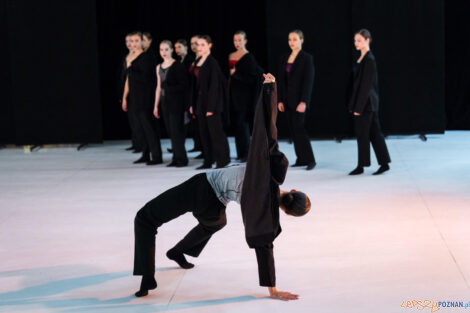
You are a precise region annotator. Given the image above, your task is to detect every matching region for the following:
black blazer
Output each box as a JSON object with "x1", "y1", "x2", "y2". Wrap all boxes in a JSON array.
[
  {"x1": 159, "y1": 61, "x2": 189, "y2": 114},
  {"x1": 230, "y1": 53, "x2": 260, "y2": 111},
  {"x1": 277, "y1": 50, "x2": 315, "y2": 110},
  {"x1": 192, "y1": 55, "x2": 227, "y2": 115},
  {"x1": 347, "y1": 51, "x2": 379, "y2": 114},
  {"x1": 127, "y1": 51, "x2": 156, "y2": 110}
]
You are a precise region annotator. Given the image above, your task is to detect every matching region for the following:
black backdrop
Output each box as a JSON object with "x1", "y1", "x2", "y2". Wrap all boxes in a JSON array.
[{"x1": 2, "y1": 0, "x2": 468, "y2": 144}]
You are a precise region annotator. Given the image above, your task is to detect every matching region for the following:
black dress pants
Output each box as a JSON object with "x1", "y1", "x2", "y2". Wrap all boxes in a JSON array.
[
  {"x1": 161, "y1": 105, "x2": 188, "y2": 164},
  {"x1": 198, "y1": 113, "x2": 230, "y2": 167},
  {"x1": 134, "y1": 108, "x2": 162, "y2": 160},
  {"x1": 233, "y1": 108, "x2": 250, "y2": 160},
  {"x1": 285, "y1": 109, "x2": 315, "y2": 165},
  {"x1": 189, "y1": 115, "x2": 203, "y2": 150},
  {"x1": 133, "y1": 173, "x2": 226, "y2": 276},
  {"x1": 127, "y1": 105, "x2": 143, "y2": 150},
  {"x1": 353, "y1": 111, "x2": 391, "y2": 167}
]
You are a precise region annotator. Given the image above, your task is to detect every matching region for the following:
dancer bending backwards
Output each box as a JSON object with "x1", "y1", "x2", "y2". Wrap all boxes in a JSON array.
[{"x1": 133, "y1": 74, "x2": 311, "y2": 301}]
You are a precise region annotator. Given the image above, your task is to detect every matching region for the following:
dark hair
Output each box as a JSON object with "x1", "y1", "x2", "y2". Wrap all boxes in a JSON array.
[
  {"x1": 199, "y1": 35, "x2": 212, "y2": 45},
  {"x1": 143, "y1": 32, "x2": 153, "y2": 41},
  {"x1": 129, "y1": 31, "x2": 143, "y2": 40},
  {"x1": 175, "y1": 39, "x2": 188, "y2": 47},
  {"x1": 191, "y1": 34, "x2": 200, "y2": 40},
  {"x1": 234, "y1": 30, "x2": 247, "y2": 39},
  {"x1": 280, "y1": 191, "x2": 311, "y2": 217},
  {"x1": 355, "y1": 29, "x2": 372, "y2": 42},
  {"x1": 289, "y1": 29, "x2": 304, "y2": 41}
]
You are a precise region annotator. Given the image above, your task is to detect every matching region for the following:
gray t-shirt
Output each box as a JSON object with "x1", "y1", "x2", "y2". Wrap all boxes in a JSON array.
[{"x1": 205, "y1": 164, "x2": 246, "y2": 205}]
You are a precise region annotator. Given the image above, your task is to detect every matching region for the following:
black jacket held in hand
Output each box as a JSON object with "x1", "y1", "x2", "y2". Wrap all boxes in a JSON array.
[
  {"x1": 277, "y1": 50, "x2": 315, "y2": 109},
  {"x1": 348, "y1": 51, "x2": 379, "y2": 114},
  {"x1": 191, "y1": 55, "x2": 228, "y2": 115},
  {"x1": 159, "y1": 61, "x2": 189, "y2": 114},
  {"x1": 241, "y1": 82, "x2": 289, "y2": 249}
]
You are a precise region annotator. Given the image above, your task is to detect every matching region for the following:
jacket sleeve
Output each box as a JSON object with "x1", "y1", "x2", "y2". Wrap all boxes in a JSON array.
[
  {"x1": 300, "y1": 54, "x2": 314, "y2": 106},
  {"x1": 255, "y1": 244, "x2": 276, "y2": 287},
  {"x1": 232, "y1": 54, "x2": 258, "y2": 84},
  {"x1": 277, "y1": 57, "x2": 286, "y2": 103},
  {"x1": 207, "y1": 60, "x2": 221, "y2": 113},
  {"x1": 355, "y1": 58, "x2": 376, "y2": 114}
]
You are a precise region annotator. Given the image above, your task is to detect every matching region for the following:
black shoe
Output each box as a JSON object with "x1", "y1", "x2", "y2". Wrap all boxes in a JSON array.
[
  {"x1": 125, "y1": 146, "x2": 135, "y2": 151},
  {"x1": 373, "y1": 164, "x2": 390, "y2": 175},
  {"x1": 166, "y1": 161, "x2": 177, "y2": 167},
  {"x1": 194, "y1": 153, "x2": 204, "y2": 159},
  {"x1": 166, "y1": 249, "x2": 194, "y2": 269},
  {"x1": 239, "y1": 157, "x2": 247, "y2": 163},
  {"x1": 167, "y1": 148, "x2": 173, "y2": 153},
  {"x1": 133, "y1": 149, "x2": 142, "y2": 154},
  {"x1": 188, "y1": 147, "x2": 201, "y2": 153},
  {"x1": 135, "y1": 275, "x2": 157, "y2": 297},
  {"x1": 175, "y1": 161, "x2": 188, "y2": 167},
  {"x1": 349, "y1": 166, "x2": 364, "y2": 175},
  {"x1": 196, "y1": 163, "x2": 212, "y2": 170},
  {"x1": 146, "y1": 159, "x2": 163, "y2": 165},
  {"x1": 291, "y1": 162, "x2": 306, "y2": 167},
  {"x1": 134, "y1": 155, "x2": 150, "y2": 164},
  {"x1": 306, "y1": 162, "x2": 316, "y2": 171}
]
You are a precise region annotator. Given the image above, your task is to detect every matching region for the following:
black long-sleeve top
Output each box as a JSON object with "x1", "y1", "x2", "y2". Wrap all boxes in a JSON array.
[
  {"x1": 347, "y1": 51, "x2": 379, "y2": 114},
  {"x1": 277, "y1": 50, "x2": 315, "y2": 110},
  {"x1": 159, "y1": 61, "x2": 189, "y2": 114}
]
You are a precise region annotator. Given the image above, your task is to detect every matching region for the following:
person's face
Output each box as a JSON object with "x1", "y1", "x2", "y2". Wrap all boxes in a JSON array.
[
  {"x1": 130, "y1": 35, "x2": 142, "y2": 51},
  {"x1": 142, "y1": 35, "x2": 151, "y2": 50},
  {"x1": 233, "y1": 34, "x2": 247, "y2": 50},
  {"x1": 190, "y1": 37, "x2": 199, "y2": 53},
  {"x1": 354, "y1": 34, "x2": 369, "y2": 50},
  {"x1": 175, "y1": 43, "x2": 186, "y2": 56},
  {"x1": 160, "y1": 43, "x2": 173, "y2": 59},
  {"x1": 288, "y1": 33, "x2": 303, "y2": 51},
  {"x1": 125, "y1": 36, "x2": 132, "y2": 50},
  {"x1": 197, "y1": 38, "x2": 211, "y2": 55}
]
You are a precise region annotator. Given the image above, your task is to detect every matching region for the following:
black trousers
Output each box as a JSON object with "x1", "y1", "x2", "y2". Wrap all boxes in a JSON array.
[
  {"x1": 353, "y1": 111, "x2": 391, "y2": 167},
  {"x1": 127, "y1": 107, "x2": 142, "y2": 150},
  {"x1": 161, "y1": 105, "x2": 188, "y2": 164},
  {"x1": 232, "y1": 108, "x2": 250, "y2": 160},
  {"x1": 134, "y1": 173, "x2": 226, "y2": 276},
  {"x1": 134, "y1": 108, "x2": 162, "y2": 160},
  {"x1": 198, "y1": 113, "x2": 230, "y2": 167},
  {"x1": 188, "y1": 115, "x2": 203, "y2": 150},
  {"x1": 285, "y1": 109, "x2": 315, "y2": 165}
]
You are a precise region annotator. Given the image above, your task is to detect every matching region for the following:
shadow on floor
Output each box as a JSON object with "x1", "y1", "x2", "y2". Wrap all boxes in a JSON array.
[{"x1": 0, "y1": 266, "x2": 264, "y2": 312}]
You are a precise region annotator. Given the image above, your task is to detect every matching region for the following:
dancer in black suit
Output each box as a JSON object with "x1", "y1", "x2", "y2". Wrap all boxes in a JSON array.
[
  {"x1": 133, "y1": 74, "x2": 310, "y2": 301},
  {"x1": 122, "y1": 32, "x2": 162, "y2": 165},
  {"x1": 228, "y1": 30, "x2": 260, "y2": 162},
  {"x1": 347, "y1": 29, "x2": 391, "y2": 175},
  {"x1": 119, "y1": 33, "x2": 142, "y2": 152},
  {"x1": 190, "y1": 35, "x2": 230, "y2": 169},
  {"x1": 277, "y1": 30, "x2": 316, "y2": 171}
]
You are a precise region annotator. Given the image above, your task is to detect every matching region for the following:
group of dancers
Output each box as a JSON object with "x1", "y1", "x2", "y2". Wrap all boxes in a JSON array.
[
  {"x1": 130, "y1": 28, "x2": 393, "y2": 302},
  {"x1": 119, "y1": 28, "x2": 391, "y2": 175}
]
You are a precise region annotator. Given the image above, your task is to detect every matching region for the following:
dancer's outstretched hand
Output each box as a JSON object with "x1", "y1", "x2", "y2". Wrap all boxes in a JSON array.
[{"x1": 268, "y1": 287, "x2": 299, "y2": 301}]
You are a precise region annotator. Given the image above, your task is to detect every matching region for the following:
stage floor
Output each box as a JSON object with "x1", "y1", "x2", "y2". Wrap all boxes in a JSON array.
[{"x1": 0, "y1": 131, "x2": 469, "y2": 313}]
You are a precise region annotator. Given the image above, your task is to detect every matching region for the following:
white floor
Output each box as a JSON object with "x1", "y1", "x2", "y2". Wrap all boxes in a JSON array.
[{"x1": 0, "y1": 131, "x2": 469, "y2": 313}]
